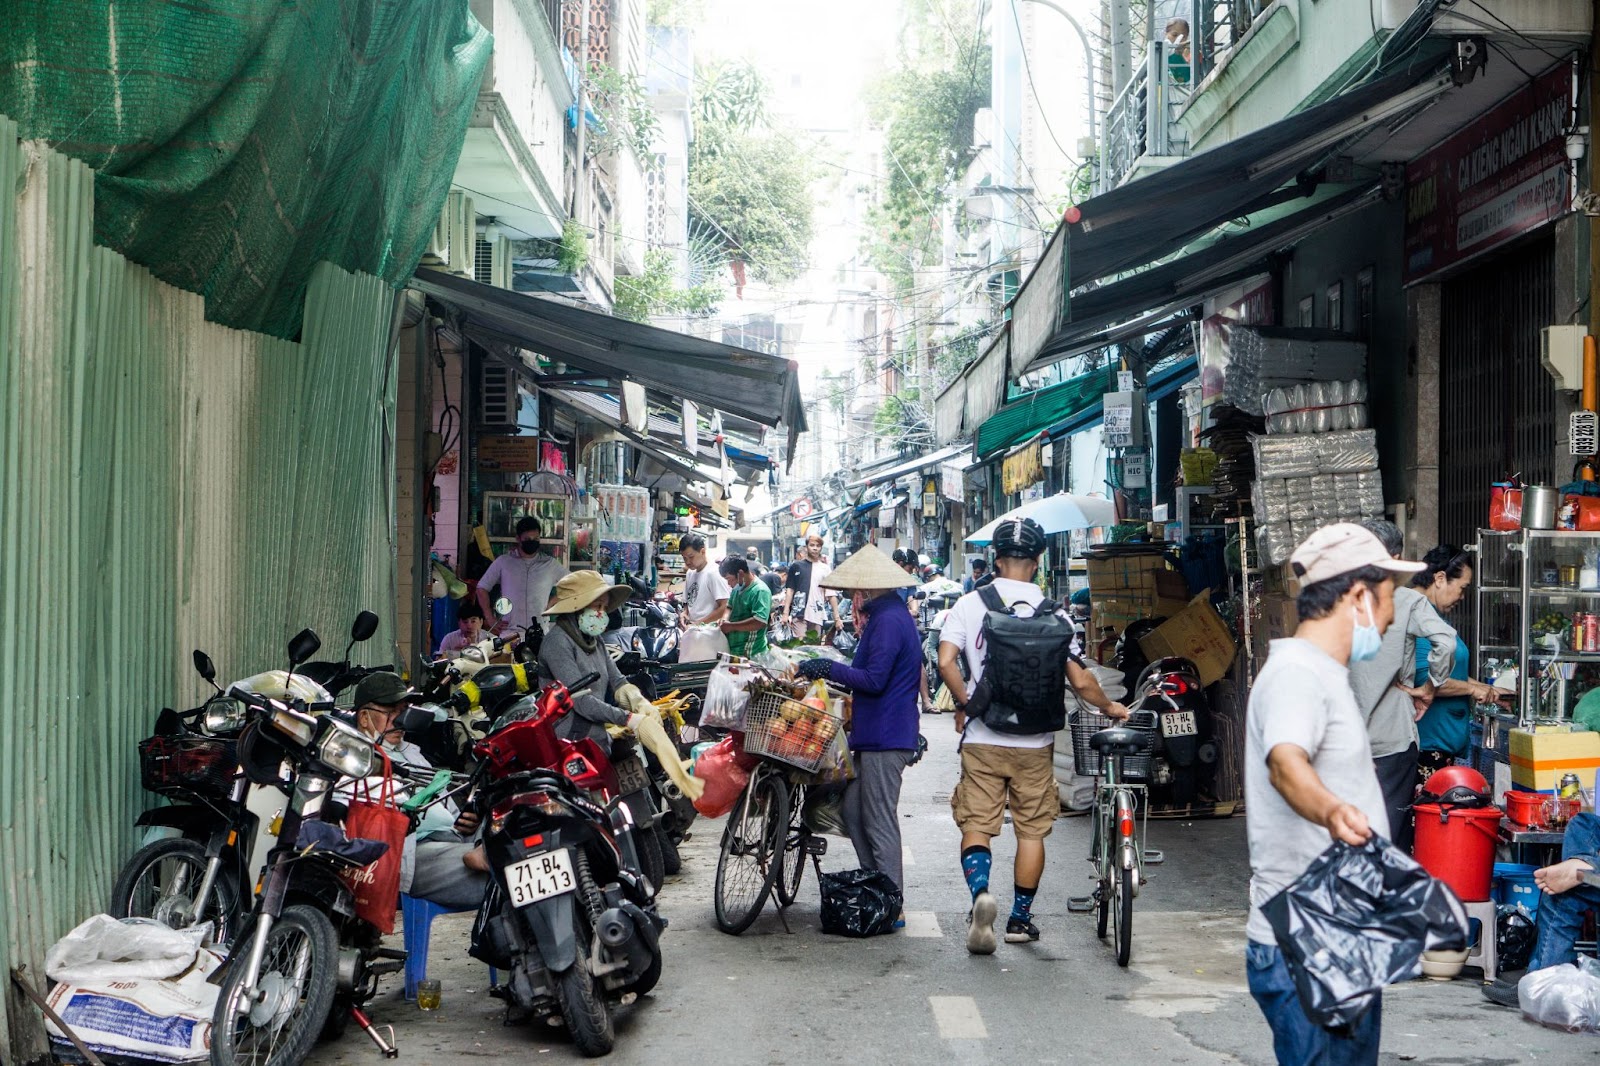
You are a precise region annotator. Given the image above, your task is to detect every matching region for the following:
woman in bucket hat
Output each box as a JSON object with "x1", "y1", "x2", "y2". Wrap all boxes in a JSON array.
[
  {"x1": 537, "y1": 571, "x2": 660, "y2": 752},
  {"x1": 795, "y1": 545, "x2": 922, "y2": 913}
]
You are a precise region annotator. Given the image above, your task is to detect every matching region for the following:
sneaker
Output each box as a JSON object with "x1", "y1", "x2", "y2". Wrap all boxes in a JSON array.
[
  {"x1": 1004, "y1": 918, "x2": 1041, "y2": 943},
  {"x1": 966, "y1": 891, "x2": 997, "y2": 955},
  {"x1": 1481, "y1": 979, "x2": 1520, "y2": 1008}
]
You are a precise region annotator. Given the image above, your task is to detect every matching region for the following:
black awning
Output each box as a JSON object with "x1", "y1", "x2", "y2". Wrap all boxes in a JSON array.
[
  {"x1": 411, "y1": 269, "x2": 807, "y2": 449},
  {"x1": 1017, "y1": 185, "x2": 1381, "y2": 375}
]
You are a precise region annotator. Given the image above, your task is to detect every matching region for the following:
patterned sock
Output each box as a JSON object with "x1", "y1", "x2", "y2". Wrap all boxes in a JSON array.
[
  {"x1": 1010, "y1": 883, "x2": 1038, "y2": 922},
  {"x1": 960, "y1": 845, "x2": 992, "y2": 899}
]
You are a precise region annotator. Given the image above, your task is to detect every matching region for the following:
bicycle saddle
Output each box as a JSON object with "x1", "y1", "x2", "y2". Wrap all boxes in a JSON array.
[{"x1": 1089, "y1": 727, "x2": 1145, "y2": 756}]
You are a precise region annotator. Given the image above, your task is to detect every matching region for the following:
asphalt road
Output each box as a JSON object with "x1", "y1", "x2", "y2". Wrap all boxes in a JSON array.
[{"x1": 306, "y1": 717, "x2": 1595, "y2": 1065}]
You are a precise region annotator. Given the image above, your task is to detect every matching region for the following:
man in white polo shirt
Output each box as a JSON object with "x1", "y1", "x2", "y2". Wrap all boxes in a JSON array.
[{"x1": 1245, "y1": 523, "x2": 1423, "y2": 1065}]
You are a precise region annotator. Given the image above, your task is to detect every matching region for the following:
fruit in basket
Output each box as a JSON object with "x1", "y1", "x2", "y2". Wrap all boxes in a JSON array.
[
  {"x1": 813, "y1": 717, "x2": 838, "y2": 743},
  {"x1": 781, "y1": 701, "x2": 805, "y2": 723},
  {"x1": 1533, "y1": 609, "x2": 1570, "y2": 639}
]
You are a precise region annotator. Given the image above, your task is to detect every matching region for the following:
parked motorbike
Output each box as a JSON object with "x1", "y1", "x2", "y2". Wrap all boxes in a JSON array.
[
  {"x1": 467, "y1": 672, "x2": 664, "y2": 1057},
  {"x1": 209, "y1": 627, "x2": 428, "y2": 1065},
  {"x1": 603, "y1": 577, "x2": 680, "y2": 663},
  {"x1": 297, "y1": 610, "x2": 385, "y2": 701},
  {"x1": 1126, "y1": 654, "x2": 1217, "y2": 807}
]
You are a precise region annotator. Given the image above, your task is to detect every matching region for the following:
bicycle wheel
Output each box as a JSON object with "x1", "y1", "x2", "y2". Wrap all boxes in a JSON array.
[
  {"x1": 210, "y1": 904, "x2": 337, "y2": 1066},
  {"x1": 713, "y1": 770, "x2": 788, "y2": 934},
  {"x1": 1113, "y1": 865, "x2": 1134, "y2": 967},
  {"x1": 776, "y1": 785, "x2": 807, "y2": 906}
]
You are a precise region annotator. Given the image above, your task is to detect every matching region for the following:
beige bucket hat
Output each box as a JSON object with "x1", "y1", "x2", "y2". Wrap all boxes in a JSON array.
[
  {"x1": 820, "y1": 544, "x2": 919, "y2": 591},
  {"x1": 544, "y1": 570, "x2": 632, "y2": 615}
]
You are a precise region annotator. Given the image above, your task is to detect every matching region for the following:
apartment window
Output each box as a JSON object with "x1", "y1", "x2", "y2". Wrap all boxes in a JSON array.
[
  {"x1": 1298, "y1": 295, "x2": 1315, "y2": 328},
  {"x1": 1356, "y1": 267, "x2": 1375, "y2": 343},
  {"x1": 1326, "y1": 281, "x2": 1343, "y2": 332}
]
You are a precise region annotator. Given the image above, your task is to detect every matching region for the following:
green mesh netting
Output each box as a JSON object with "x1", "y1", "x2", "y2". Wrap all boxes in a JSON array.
[{"x1": 0, "y1": 0, "x2": 491, "y2": 339}]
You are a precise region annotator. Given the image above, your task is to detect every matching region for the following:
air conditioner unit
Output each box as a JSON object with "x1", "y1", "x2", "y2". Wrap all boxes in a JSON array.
[
  {"x1": 447, "y1": 192, "x2": 475, "y2": 277},
  {"x1": 478, "y1": 360, "x2": 517, "y2": 434},
  {"x1": 493, "y1": 235, "x2": 513, "y2": 289},
  {"x1": 474, "y1": 237, "x2": 494, "y2": 285}
]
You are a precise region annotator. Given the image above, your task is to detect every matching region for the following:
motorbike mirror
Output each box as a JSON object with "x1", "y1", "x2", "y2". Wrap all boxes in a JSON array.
[
  {"x1": 493, "y1": 597, "x2": 513, "y2": 618},
  {"x1": 192, "y1": 649, "x2": 219, "y2": 687},
  {"x1": 351, "y1": 611, "x2": 380, "y2": 643},
  {"x1": 393, "y1": 704, "x2": 437, "y2": 736},
  {"x1": 287, "y1": 628, "x2": 321, "y2": 666}
]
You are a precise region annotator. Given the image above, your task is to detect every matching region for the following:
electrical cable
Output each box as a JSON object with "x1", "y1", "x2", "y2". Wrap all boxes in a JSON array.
[{"x1": 1009, "y1": 0, "x2": 1077, "y2": 164}]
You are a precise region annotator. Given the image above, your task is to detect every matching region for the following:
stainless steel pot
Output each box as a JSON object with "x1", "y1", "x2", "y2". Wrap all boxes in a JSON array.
[{"x1": 1523, "y1": 484, "x2": 1560, "y2": 529}]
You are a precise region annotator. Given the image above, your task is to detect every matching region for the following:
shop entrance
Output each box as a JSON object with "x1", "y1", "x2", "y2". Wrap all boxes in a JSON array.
[{"x1": 1439, "y1": 236, "x2": 1556, "y2": 550}]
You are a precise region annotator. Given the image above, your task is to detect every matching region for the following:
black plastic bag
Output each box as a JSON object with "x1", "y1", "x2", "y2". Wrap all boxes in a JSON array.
[
  {"x1": 819, "y1": 868, "x2": 903, "y2": 938},
  {"x1": 1262, "y1": 835, "x2": 1468, "y2": 1030}
]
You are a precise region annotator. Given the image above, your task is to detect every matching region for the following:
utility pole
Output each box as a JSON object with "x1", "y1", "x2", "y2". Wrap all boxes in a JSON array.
[
  {"x1": 573, "y1": 0, "x2": 591, "y2": 226},
  {"x1": 1110, "y1": 0, "x2": 1131, "y2": 96}
]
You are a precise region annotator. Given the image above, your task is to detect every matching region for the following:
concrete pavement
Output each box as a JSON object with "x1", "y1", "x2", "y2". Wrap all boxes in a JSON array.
[{"x1": 306, "y1": 717, "x2": 1596, "y2": 1064}]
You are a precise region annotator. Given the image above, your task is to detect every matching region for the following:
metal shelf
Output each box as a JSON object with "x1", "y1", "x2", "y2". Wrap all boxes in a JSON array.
[{"x1": 1529, "y1": 586, "x2": 1600, "y2": 595}]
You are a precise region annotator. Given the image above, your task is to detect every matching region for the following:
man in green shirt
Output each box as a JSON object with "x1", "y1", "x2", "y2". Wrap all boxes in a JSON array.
[{"x1": 718, "y1": 556, "x2": 771, "y2": 657}]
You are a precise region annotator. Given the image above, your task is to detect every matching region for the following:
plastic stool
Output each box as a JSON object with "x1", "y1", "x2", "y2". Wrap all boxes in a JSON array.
[
  {"x1": 401, "y1": 893, "x2": 496, "y2": 1001},
  {"x1": 1463, "y1": 898, "x2": 1498, "y2": 982}
]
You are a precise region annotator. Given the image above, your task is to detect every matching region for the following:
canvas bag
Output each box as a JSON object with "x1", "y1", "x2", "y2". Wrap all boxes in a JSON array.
[
  {"x1": 341, "y1": 750, "x2": 409, "y2": 934},
  {"x1": 965, "y1": 585, "x2": 1076, "y2": 734}
]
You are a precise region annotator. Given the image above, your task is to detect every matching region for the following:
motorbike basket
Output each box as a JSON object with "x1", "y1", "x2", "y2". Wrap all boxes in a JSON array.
[
  {"x1": 138, "y1": 733, "x2": 238, "y2": 800},
  {"x1": 1067, "y1": 708, "x2": 1155, "y2": 783},
  {"x1": 743, "y1": 691, "x2": 842, "y2": 773}
]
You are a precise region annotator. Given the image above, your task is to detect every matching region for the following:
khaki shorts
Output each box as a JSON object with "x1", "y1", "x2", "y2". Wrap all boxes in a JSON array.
[{"x1": 951, "y1": 742, "x2": 1057, "y2": 840}]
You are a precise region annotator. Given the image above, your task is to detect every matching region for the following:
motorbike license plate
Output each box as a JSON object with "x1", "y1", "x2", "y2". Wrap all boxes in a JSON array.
[
  {"x1": 505, "y1": 849, "x2": 577, "y2": 907},
  {"x1": 1161, "y1": 710, "x2": 1198, "y2": 738}
]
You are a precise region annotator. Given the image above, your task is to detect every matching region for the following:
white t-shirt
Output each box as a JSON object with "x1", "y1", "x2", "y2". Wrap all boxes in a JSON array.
[
  {"x1": 480, "y1": 550, "x2": 569, "y2": 630},
  {"x1": 939, "y1": 577, "x2": 1066, "y2": 749},
  {"x1": 684, "y1": 563, "x2": 730, "y2": 623},
  {"x1": 1245, "y1": 638, "x2": 1389, "y2": 944}
]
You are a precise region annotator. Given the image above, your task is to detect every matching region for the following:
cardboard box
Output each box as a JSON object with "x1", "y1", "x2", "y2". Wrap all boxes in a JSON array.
[
  {"x1": 1256, "y1": 593, "x2": 1299, "y2": 644},
  {"x1": 1507, "y1": 729, "x2": 1600, "y2": 793},
  {"x1": 1087, "y1": 555, "x2": 1175, "y2": 590},
  {"x1": 1088, "y1": 595, "x2": 1190, "y2": 642},
  {"x1": 1139, "y1": 593, "x2": 1239, "y2": 687}
]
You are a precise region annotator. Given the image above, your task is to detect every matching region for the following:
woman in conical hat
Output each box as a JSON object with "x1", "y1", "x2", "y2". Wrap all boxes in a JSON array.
[{"x1": 795, "y1": 545, "x2": 923, "y2": 912}]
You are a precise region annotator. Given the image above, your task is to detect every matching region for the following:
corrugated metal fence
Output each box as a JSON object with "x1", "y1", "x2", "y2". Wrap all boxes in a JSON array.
[{"x1": 0, "y1": 121, "x2": 399, "y2": 1062}]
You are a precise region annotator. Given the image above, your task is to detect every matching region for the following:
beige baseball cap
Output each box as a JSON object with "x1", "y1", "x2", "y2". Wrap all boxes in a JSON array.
[{"x1": 1288, "y1": 522, "x2": 1427, "y2": 585}]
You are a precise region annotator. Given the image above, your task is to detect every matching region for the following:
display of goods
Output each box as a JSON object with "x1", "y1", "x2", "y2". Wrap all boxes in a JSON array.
[
  {"x1": 1262, "y1": 379, "x2": 1370, "y2": 434},
  {"x1": 1252, "y1": 429, "x2": 1379, "y2": 480},
  {"x1": 1222, "y1": 328, "x2": 1368, "y2": 415}
]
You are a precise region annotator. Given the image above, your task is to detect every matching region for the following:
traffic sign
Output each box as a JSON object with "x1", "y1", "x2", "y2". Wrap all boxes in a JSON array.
[{"x1": 790, "y1": 497, "x2": 815, "y2": 519}]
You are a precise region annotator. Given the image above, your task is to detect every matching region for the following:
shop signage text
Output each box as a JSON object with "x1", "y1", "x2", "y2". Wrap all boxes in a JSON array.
[
  {"x1": 476, "y1": 436, "x2": 540, "y2": 471},
  {"x1": 1404, "y1": 64, "x2": 1571, "y2": 283}
]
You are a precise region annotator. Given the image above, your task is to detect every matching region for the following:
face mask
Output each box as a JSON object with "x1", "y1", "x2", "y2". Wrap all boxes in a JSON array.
[
  {"x1": 577, "y1": 607, "x2": 609, "y2": 637},
  {"x1": 520, "y1": 539, "x2": 539, "y2": 554},
  {"x1": 1350, "y1": 592, "x2": 1383, "y2": 662}
]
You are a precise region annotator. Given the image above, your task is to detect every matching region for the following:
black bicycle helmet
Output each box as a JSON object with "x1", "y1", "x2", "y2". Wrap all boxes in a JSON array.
[
  {"x1": 991, "y1": 516, "x2": 1047, "y2": 559},
  {"x1": 892, "y1": 548, "x2": 916, "y2": 568}
]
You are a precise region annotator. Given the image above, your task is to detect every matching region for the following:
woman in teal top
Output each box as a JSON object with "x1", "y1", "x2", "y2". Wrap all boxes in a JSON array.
[{"x1": 1410, "y1": 545, "x2": 1508, "y2": 783}]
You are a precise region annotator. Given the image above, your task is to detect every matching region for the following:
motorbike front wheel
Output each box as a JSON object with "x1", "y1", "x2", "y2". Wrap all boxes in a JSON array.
[
  {"x1": 110, "y1": 837, "x2": 240, "y2": 946},
  {"x1": 210, "y1": 904, "x2": 338, "y2": 1066}
]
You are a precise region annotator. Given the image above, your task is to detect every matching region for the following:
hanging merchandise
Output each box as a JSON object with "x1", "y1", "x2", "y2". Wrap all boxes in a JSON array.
[{"x1": 1002, "y1": 440, "x2": 1045, "y2": 495}]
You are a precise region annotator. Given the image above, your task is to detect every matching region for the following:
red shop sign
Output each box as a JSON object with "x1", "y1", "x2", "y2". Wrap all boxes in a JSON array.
[{"x1": 1404, "y1": 63, "x2": 1573, "y2": 284}]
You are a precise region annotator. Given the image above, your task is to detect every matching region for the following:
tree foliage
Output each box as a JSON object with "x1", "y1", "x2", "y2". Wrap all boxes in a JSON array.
[
  {"x1": 614, "y1": 248, "x2": 722, "y2": 322},
  {"x1": 587, "y1": 63, "x2": 660, "y2": 160}
]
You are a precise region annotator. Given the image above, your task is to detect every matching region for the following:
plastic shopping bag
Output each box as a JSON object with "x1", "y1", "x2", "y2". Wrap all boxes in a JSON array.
[
  {"x1": 679, "y1": 623, "x2": 730, "y2": 663},
  {"x1": 1262, "y1": 836, "x2": 1468, "y2": 1030},
  {"x1": 341, "y1": 750, "x2": 408, "y2": 935},
  {"x1": 692, "y1": 735, "x2": 758, "y2": 818},
  {"x1": 46, "y1": 915, "x2": 210, "y2": 984},
  {"x1": 700, "y1": 659, "x2": 760, "y2": 731},
  {"x1": 1519, "y1": 957, "x2": 1600, "y2": 1032},
  {"x1": 819, "y1": 868, "x2": 903, "y2": 938},
  {"x1": 1490, "y1": 482, "x2": 1523, "y2": 531}
]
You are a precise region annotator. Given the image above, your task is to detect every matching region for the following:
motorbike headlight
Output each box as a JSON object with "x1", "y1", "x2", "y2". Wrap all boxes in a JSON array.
[
  {"x1": 316, "y1": 719, "x2": 375, "y2": 779},
  {"x1": 203, "y1": 697, "x2": 247, "y2": 735}
]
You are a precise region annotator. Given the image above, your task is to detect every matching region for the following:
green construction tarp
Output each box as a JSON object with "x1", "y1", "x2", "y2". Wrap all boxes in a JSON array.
[
  {"x1": 975, "y1": 365, "x2": 1116, "y2": 459},
  {"x1": 0, "y1": 1, "x2": 491, "y2": 339}
]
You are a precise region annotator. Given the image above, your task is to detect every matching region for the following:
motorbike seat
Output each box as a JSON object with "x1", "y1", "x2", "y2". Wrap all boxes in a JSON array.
[{"x1": 1089, "y1": 727, "x2": 1146, "y2": 757}]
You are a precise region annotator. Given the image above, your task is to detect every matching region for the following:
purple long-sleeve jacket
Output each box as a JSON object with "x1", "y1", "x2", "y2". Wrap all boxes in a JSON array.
[{"x1": 826, "y1": 591, "x2": 922, "y2": 752}]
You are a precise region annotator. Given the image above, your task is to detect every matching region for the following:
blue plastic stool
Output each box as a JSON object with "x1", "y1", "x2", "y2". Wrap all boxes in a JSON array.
[{"x1": 400, "y1": 893, "x2": 496, "y2": 1000}]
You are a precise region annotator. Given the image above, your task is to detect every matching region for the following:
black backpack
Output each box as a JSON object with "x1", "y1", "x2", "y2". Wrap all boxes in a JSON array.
[{"x1": 966, "y1": 585, "x2": 1077, "y2": 734}]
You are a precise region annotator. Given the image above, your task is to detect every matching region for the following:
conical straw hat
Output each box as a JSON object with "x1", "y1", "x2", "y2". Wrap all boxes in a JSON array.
[{"x1": 820, "y1": 544, "x2": 918, "y2": 591}]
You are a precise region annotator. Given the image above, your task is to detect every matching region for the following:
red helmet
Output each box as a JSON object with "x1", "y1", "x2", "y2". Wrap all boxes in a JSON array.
[{"x1": 1419, "y1": 765, "x2": 1491, "y2": 807}]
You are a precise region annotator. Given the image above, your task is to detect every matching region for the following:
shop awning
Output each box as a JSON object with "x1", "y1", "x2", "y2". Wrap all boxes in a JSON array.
[
  {"x1": 845, "y1": 444, "x2": 971, "y2": 489},
  {"x1": 544, "y1": 388, "x2": 771, "y2": 479},
  {"x1": 411, "y1": 268, "x2": 807, "y2": 452},
  {"x1": 1047, "y1": 357, "x2": 1200, "y2": 439},
  {"x1": 975, "y1": 365, "x2": 1117, "y2": 459},
  {"x1": 542, "y1": 388, "x2": 712, "y2": 486},
  {"x1": 937, "y1": 66, "x2": 1455, "y2": 423},
  {"x1": 1013, "y1": 186, "x2": 1381, "y2": 377}
]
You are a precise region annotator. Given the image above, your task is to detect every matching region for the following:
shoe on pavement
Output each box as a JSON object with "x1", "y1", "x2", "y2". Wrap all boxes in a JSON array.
[
  {"x1": 1004, "y1": 918, "x2": 1041, "y2": 943},
  {"x1": 966, "y1": 892, "x2": 997, "y2": 955},
  {"x1": 1481, "y1": 979, "x2": 1520, "y2": 1008}
]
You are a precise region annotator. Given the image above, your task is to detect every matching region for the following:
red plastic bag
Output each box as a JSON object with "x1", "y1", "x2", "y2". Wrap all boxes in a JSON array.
[
  {"x1": 692, "y1": 736, "x2": 757, "y2": 818},
  {"x1": 1575, "y1": 495, "x2": 1600, "y2": 532},
  {"x1": 1489, "y1": 483, "x2": 1522, "y2": 532},
  {"x1": 341, "y1": 751, "x2": 408, "y2": 934}
]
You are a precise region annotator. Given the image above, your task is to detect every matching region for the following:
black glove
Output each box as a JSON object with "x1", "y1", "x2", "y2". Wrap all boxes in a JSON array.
[{"x1": 796, "y1": 658, "x2": 833, "y2": 681}]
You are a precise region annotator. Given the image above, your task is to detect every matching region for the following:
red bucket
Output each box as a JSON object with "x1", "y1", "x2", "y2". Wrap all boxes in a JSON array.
[{"x1": 1412, "y1": 802, "x2": 1501, "y2": 902}]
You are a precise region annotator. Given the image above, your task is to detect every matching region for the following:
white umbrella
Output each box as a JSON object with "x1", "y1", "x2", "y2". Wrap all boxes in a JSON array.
[{"x1": 965, "y1": 493, "x2": 1118, "y2": 544}]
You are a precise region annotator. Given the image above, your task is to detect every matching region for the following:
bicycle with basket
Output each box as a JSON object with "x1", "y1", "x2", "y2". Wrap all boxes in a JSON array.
[
  {"x1": 703, "y1": 660, "x2": 850, "y2": 935},
  {"x1": 1066, "y1": 705, "x2": 1165, "y2": 966}
]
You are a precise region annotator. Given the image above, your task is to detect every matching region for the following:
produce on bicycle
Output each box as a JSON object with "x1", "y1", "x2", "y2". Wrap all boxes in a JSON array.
[
  {"x1": 538, "y1": 571, "x2": 703, "y2": 799},
  {"x1": 937, "y1": 517, "x2": 1130, "y2": 954},
  {"x1": 1245, "y1": 523, "x2": 1421, "y2": 1064},
  {"x1": 794, "y1": 546, "x2": 923, "y2": 915}
]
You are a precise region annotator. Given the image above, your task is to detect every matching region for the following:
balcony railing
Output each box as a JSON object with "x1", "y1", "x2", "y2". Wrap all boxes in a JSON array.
[{"x1": 1096, "y1": 40, "x2": 1192, "y2": 194}]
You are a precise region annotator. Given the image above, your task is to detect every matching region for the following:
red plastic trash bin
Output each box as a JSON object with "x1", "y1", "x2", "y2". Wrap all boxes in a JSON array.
[{"x1": 1412, "y1": 802, "x2": 1501, "y2": 902}]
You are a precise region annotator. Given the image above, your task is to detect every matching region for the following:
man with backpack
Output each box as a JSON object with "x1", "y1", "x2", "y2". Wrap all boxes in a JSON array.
[{"x1": 937, "y1": 517, "x2": 1130, "y2": 953}]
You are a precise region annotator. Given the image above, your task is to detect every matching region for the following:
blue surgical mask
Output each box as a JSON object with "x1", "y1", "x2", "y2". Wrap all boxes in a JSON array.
[{"x1": 1350, "y1": 592, "x2": 1383, "y2": 662}]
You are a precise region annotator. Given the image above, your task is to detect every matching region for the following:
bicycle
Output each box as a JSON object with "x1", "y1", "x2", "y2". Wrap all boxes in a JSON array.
[{"x1": 1068, "y1": 707, "x2": 1164, "y2": 967}]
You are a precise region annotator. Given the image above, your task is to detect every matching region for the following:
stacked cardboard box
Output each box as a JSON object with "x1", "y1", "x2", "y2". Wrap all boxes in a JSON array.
[
  {"x1": 1086, "y1": 554, "x2": 1190, "y2": 639},
  {"x1": 1139, "y1": 593, "x2": 1239, "y2": 687}
]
